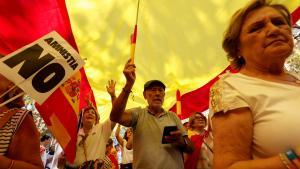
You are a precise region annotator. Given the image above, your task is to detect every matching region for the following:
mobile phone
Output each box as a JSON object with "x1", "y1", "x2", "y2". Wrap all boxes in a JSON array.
[{"x1": 161, "y1": 126, "x2": 178, "y2": 144}]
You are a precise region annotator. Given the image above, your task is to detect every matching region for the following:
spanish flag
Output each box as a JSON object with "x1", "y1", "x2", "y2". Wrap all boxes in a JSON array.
[
  {"x1": 0, "y1": 0, "x2": 96, "y2": 163},
  {"x1": 169, "y1": 66, "x2": 234, "y2": 119}
]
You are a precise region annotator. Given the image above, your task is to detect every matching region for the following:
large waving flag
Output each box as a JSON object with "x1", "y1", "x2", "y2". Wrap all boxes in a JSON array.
[
  {"x1": 169, "y1": 7, "x2": 300, "y2": 119},
  {"x1": 169, "y1": 66, "x2": 234, "y2": 119},
  {"x1": 0, "y1": 0, "x2": 96, "y2": 162}
]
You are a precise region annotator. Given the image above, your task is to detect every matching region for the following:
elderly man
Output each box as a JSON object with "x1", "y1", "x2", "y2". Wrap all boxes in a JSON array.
[{"x1": 110, "y1": 60, "x2": 194, "y2": 169}]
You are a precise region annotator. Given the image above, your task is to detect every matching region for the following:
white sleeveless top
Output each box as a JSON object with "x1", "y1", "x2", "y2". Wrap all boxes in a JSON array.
[{"x1": 122, "y1": 140, "x2": 133, "y2": 164}]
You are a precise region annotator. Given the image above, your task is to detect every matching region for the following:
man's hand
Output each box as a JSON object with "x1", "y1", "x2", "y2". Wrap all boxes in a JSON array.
[
  {"x1": 164, "y1": 130, "x2": 183, "y2": 144},
  {"x1": 167, "y1": 130, "x2": 194, "y2": 153},
  {"x1": 123, "y1": 59, "x2": 136, "y2": 88},
  {"x1": 106, "y1": 80, "x2": 116, "y2": 97}
]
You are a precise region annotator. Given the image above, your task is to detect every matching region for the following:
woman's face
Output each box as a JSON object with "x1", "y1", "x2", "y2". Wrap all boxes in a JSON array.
[
  {"x1": 192, "y1": 114, "x2": 206, "y2": 129},
  {"x1": 126, "y1": 128, "x2": 133, "y2": 138},
  {"x1": 238, "y1": 7, "x2": 294, "y2": 69},
  {"x1": 82, "y1": 108, "x2": 97, "y2": 126}
]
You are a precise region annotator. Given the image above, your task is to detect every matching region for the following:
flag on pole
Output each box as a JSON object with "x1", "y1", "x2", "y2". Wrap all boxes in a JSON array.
[
  {"x1": 0, "y1": 0, "x2": 96, "y2": 162},
  {"x1": 130, "y1": 0, "x2": 140, "y2": 63},
  {"x1": 176, "y1": 90, "x2": 182, "y2": 116},
  {"x1": 130, "y1": 25, "x2": 138, "y2": 63}
]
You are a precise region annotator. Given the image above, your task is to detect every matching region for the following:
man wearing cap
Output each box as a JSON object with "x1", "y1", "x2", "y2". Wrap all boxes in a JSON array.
[{"x1": 110, "y1": 60, "x2": 194, "y2": 169}]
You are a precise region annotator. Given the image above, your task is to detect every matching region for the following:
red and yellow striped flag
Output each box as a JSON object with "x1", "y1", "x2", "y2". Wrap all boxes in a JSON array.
[
  {"x1": 176, "y1": 89, "x2": 182, "y2": 116},
  {"x1": 0, "y1": 0, "x2": 96, "y2": 163},
  {"x1": 130, "y1": 25, "x2": 138, "y2": 63}
]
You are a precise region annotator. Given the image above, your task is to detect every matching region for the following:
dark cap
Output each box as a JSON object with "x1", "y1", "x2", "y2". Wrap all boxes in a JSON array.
[{"x1": 144, "y1": 80, "x2": 166, "y2": 91}]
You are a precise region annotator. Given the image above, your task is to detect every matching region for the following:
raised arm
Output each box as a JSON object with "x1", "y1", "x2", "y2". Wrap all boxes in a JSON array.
[
  {"x1": 106, "y1": 79, "x2": 117, "y2": 104},
  {"x1": 110, "y1": 59, "x2": 135, "y2": 127},
  {"x1": 126, "y1": 134, "x2": 133, "y2": 150},
  {"x1": 115, "y1": 124, "x2": 124, "y2": 146},
  {"x1": 212, "y1": 107, "x2": 289, "y2": 169}
]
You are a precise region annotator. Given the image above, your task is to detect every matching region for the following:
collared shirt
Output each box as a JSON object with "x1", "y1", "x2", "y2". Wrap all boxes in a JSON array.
[
  {"x1": 129, "y1": 107, "x2": 187, "y2": 169},
  {"x1": 68, "y1": 120, "x2": 112, "y2": 167}
]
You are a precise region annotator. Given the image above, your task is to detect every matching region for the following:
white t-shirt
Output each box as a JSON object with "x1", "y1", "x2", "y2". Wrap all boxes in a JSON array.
[
  {"x1": 209, "y1": 72, "x2": 300, "y2": 158},
  {"x1": 121, "y1": 140, "x2": 133, "y2": 164},
  {"x1": 70, "y1": 120, "x2": 112, "y2": 166}
]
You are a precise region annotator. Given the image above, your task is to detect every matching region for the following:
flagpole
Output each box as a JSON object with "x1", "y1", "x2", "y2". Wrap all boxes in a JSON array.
[
  {"x1": 0, "y1": 92, "x2": 24, "y2": 108},
  {"x1": 135, "y1": 0, "x2": 140, "y2": 25},
  {"x1": 130, "y1": 0, "x2": 141, "y2": 64},
  {"x1": 0, "y1": 85, "x2": 17, "y2": 99}
]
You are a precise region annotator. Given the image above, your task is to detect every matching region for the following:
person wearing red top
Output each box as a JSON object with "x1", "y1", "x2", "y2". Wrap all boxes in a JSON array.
[{"x1": 184, "y1": 112, "x2": 210, "y2": 169}]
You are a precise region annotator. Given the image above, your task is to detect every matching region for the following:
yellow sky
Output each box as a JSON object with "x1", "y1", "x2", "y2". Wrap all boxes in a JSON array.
[{"x1": 66, "y1": 0, "x2": 299, "y2": 121}]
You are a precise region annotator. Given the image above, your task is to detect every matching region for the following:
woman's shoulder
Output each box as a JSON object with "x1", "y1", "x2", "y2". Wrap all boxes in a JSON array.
[
  {"x1": 210, "y1": 72, "x2": 234, "y2": 96},
  {"x1": 211, "y1": 72, "x2": 256, "y2": 93},
  {"x1": 209, "y1": 72, "x2": 252, "y2": 114}
]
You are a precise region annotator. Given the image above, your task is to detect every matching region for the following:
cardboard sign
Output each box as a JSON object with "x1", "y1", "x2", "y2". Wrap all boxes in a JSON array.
[{"x1": 0, "y1": 31, "x2": 85, "y2": 104}]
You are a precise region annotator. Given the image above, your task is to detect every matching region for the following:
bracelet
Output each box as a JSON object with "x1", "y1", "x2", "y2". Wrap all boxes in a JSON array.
[
  {"x1": 122, "y1": 87, "x2": 132, "y2": 94},
  {"x1": 8, "y1": 160, "x2": 14, "y2": 169},
  {"x1": 279, "y1": 153, "x2": 294, "y2": 169},
  {"x1": 286, "y1": 149, "x2": 300, "y2": 169}
]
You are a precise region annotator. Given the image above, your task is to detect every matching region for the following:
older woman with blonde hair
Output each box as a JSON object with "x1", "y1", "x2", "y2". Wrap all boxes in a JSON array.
[
  {"x1": 210, "y1": 0, "x2": 300, "y2": 169},
  {"x1": 64, "y1": 81, "x2": 116, "y2": 169},
  {"x1": 184, "y1": 112, "x2": 210, "y2": 169}
]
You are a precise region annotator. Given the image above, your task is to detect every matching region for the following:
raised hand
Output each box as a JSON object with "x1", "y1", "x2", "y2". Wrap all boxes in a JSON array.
[
  {"x1": 123, "y1": 59, "x2": 136, "y2": 88},
  {"x1": 106, "y1": 80, "x2": 116, "y2": 97}
]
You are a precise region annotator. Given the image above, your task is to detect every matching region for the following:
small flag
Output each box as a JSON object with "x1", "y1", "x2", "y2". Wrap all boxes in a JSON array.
[
  {"x1": 176, "y1": 90, "x2": 182, "y2": 116},
  {"x1": 130, "y1": 25, "x2": 138, "y2": 63}
]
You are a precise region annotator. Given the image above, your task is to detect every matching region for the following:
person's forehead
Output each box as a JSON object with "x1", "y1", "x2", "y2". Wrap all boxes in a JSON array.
[
  {"x1": 243, "y1": 7, "x2": 284, "y2": 26},
  {"x1": 84, "y1": 108, "x2": 96, "y2": 114},
  {"x1": 147, "y1": 86, "x2": 164, "y2": 90},
  {"x1": 195, "y1": 114, "x2": 205, "y2": 118}
]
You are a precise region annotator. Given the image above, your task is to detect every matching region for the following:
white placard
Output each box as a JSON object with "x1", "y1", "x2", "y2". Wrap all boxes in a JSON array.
[{"x1": 0, "y1": 31, "x2": 85, "y2": 104}]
